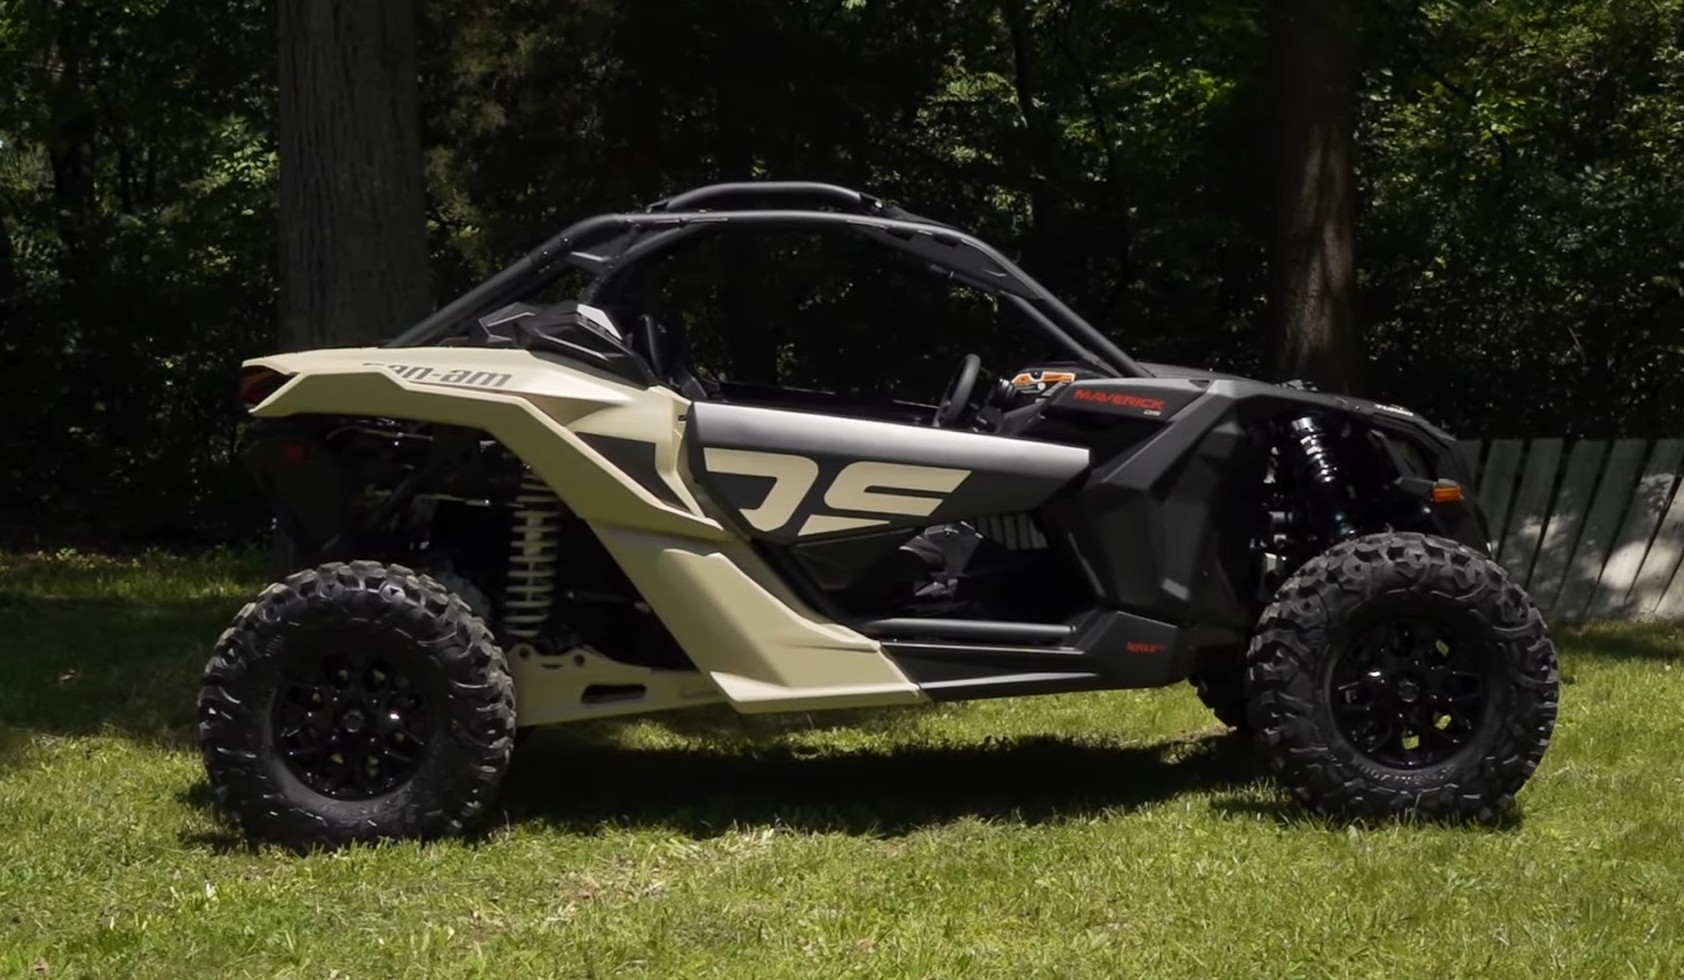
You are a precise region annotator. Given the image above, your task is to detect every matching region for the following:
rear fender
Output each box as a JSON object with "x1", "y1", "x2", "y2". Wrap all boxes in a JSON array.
[
  {"x1": 247, "y1": 347, "x2": 720, "y2": 539},
  {"x1": 246, "y1": 347, "x2": 924, "y2": 713}
]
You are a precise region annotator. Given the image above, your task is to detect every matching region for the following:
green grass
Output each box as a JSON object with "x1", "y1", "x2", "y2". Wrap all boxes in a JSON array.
[{"x1": 2, "y1": 549, "x2": 1683, "y2": 979}]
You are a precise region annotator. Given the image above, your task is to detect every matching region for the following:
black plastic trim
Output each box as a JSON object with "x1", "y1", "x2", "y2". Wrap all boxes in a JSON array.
[
  {"x1": 242, "y1": 421, "x2": 354, "y2": 550},
  {"x1": 1030, "y1": 376, "x2": 1491, "y2": 630},
  {"x1": 880, "y1": 606, "x2": 1237, "y2": 698},
  {"x1": 577, "y1": 433, "x2": 686, "y2": 509}
]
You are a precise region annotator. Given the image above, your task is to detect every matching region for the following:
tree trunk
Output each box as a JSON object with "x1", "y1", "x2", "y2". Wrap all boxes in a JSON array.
[
  {"x1": 47, "y1": 0, "x2": 97, "y2": 288},
  {"x1": 999, "y1": 0, "x2": 1062, "y2": 264},
  {"x1": 1266, "y1": 0, "x2": 1363, "y2": 394},
  {"x1": 278, "y1": 0, "x2": 430, "y2": 351}
]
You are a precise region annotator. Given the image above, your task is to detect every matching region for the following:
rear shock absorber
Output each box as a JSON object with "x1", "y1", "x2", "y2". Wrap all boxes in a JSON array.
[
  {"x1": 503, "y1": 470, "x2": 562, "y2": 641},
  {"x1": 1286, "y1": 414, "x2": 1358, "y2": 542}
]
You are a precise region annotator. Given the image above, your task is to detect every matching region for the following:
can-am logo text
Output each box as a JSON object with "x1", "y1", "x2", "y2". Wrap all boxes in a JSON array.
[{"x1": 364, "y1": 362, "x2": 514, "y2": 390}]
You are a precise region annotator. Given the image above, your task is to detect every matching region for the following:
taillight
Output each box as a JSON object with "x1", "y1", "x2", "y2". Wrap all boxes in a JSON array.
[{"x1": 239, "y1": 367, "x2": 292, "y2": 409}]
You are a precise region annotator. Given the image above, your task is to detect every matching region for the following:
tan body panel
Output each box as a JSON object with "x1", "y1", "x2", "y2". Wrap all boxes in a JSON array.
[
  {"x1": 508, "y1": 648, "x2": 726, "y2": 727},
  {"x1": 250, "y1": 347, "x2": 722, "y2": 539},
  {"x1": 592, "y1": 527, "x2": 924, "y2": 713},
  {"x1": 247, "y1": 346, "x2": 925, "y2": 718}
]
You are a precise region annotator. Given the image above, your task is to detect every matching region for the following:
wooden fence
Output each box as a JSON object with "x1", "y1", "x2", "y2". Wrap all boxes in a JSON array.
[{"x1": 1454, "y1": 438, "x2": 1684, "y2": 622}]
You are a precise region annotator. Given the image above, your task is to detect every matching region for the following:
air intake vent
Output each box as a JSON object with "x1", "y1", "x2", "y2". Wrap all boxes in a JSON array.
[{"x1": 974, "y1": 513, "x2": 1049, "y2": 551}]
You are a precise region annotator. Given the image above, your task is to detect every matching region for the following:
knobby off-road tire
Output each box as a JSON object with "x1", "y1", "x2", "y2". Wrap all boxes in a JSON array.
[
  {"x1": 1245, "y1": 531, "x2": 1558, "y2": 823},
  {"x1": 197, "y1": 562, "x2": 517, "y2": 850}
]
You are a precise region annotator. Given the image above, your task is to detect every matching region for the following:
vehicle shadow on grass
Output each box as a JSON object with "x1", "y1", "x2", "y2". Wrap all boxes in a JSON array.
[
  {"x1": 175, "y1": 726, "x2": 1267, "y2": 850},
  {"x1": 0, "y1": 593, "x2": 239, "y2": 766},
  {"x1": 485, "y1": 723, "x2": 1265, "y2": 840},
  {"x1": 495, "y1": 723, "x2": 1525, "y2": 839},
  {"x1": 0, "y1": 583, "x2": 1545, "y2": 847}
]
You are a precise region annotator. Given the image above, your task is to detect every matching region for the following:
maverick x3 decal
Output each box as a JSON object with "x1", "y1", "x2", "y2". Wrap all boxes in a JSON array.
[
  {"x1": 1069, "y1": 387, "x2": 1166, "y2": 415},
  {"x1": 1050, "y1": 381, "x2": 1205, "y2": 420}
]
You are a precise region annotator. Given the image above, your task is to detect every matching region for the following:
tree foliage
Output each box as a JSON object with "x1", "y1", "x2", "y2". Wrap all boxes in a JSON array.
[
  {"x1": 1361, "y1": 0, "x2": 1684, "y2": 437},
  {"x1": 3, "y1": 0, "x2": 1683, "y2": 547}
]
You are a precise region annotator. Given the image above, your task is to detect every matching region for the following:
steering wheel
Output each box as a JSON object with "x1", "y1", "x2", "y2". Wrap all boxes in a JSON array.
[{"x1": 933, "y1": 353, "x2": 984, "y2": 428}]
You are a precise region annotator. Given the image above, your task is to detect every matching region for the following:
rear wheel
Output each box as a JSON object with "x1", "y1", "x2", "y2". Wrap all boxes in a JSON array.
[
  {"x1": 197, "y1": 561, "x2": 517, "y2": 849},
  {"x1": 1245, "y1": 532, "x2": 1558, "y2": 823}
]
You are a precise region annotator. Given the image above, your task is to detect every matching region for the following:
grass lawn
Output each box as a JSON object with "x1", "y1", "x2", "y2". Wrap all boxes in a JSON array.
[{"x1": 1, "y1": 549, "x2": 1682, "y2": 979}]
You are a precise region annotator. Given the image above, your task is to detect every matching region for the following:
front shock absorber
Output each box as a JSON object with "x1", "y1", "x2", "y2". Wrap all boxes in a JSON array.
[
  {"x1": 1286, "y1": 414, "x2": 1357, "y2": 542},
  {"x1": 503, "y1": 470, "x2": 562, "y2": 641}
]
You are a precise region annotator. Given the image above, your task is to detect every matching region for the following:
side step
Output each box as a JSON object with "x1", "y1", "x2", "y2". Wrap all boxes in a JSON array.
[
  {"x1": 856, "y1": 617, "x2": 1096, "y2": 700},
  {"x1": 855, "y1": 617, "x2": 1075, "y2": 646},
  {"x1": 858, "y1": 609, "x2": 1236, "y2": 701}
]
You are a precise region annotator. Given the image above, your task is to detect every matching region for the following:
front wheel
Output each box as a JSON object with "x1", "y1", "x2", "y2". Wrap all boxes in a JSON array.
[{"x1": 1245, "y1": 531, "x2": 1559, "y2": 823}]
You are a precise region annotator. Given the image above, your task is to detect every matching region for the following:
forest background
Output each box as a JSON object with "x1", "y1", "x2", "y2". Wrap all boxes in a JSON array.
[{"x1": 2, "y1": 0, "x2": 1681, "y2": 548}]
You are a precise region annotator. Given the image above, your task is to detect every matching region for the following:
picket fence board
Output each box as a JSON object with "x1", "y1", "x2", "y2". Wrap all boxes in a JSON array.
[
  {"x1": 1554, "y1": 439, "x2": 1646, "y2": 619},
  {"x1": 1651, "y1": 540, "x2": 1684, "y2": 621},
  {"x1": 1623, "y1": 456, "x2": 1684, "y2": 619},
  {"x1": 1478, "y1": 439, "x2": 1525, "y2": 556},
  {"x1": 1586, "y1": 439, "x2": 1684, "y2": 619},
  {"x1": 1293, "y1": 434, "x2": 1684, "y2": 620},
  {"x1": 1528, "y1": 440, "x2": 1608, "y2": 615},
  {"x1": 1499, "y1": 438, "x2": 1564, "y2": 586}
]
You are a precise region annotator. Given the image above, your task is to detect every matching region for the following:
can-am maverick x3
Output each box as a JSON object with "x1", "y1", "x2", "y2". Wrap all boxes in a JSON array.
[{"x1": 199, "y1": 182, "x2": 1559, "y2": 848}]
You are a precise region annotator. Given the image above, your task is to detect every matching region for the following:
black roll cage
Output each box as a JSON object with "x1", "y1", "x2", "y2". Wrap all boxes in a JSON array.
[{"x1": 386, "y1": 181, "x2": 1151, "y2": 379}]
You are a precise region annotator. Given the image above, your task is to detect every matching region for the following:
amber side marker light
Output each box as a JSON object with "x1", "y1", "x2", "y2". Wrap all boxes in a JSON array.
[{"x1": 1430, "y1": 481, "x2": 1465, "y2": 504}]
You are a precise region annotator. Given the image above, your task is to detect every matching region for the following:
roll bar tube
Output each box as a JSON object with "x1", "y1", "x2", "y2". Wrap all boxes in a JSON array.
[
  {"x1": 651, "y1": 181, "x2": 890, "y2": 215},
  {"x1": 386, "y1": 184, "x2": 1149, "y2": 380},
  {"x1": 643, "y1": 181, "x2": 954, "y2": 230},
  {"x1": 581, "y1": 215, "x2": 1143, "y2": 377},
  {"x1": 388, "y1": 213, "x2": 632, "y2": 348}
]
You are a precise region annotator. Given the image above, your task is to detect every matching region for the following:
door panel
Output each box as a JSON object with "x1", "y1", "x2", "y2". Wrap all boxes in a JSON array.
[{"x1": 686, "y1": 402, "x2": 1090, "y2": 545}]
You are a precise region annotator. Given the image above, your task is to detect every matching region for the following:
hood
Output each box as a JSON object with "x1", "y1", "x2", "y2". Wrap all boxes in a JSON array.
[{"x1": 1138, "y1": 361, "x2": 1258, "y2": 384}]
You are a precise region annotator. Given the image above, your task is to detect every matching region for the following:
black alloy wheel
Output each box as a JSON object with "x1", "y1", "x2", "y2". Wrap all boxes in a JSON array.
[
  {"x1": 273, "y1": 638, "x2": 435, "y2": 800},
  {"x1": 1245, "y1": 531, "x2": 1558, "y2": 823},
  {"x1": 198, "y1": 561, "x2": 517, "y2": 849},
  {"x1": 1327, "y1": 617, "x2": 1489, "y2": 770}
]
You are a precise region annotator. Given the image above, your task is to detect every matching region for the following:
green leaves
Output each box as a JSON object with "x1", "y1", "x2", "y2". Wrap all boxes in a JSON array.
[
  {"x1": 6, "y1": 0, "x2": 1684, "y2": 545},
  {"x1": 1358, "y1": 0, "x2": 1684, "y2": 436}
]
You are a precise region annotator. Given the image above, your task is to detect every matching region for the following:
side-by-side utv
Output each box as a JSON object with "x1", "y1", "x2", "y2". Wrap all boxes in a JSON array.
[{"x1": 200, "y1": 182, "x2": 1559, "y2": 848}]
